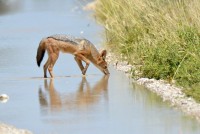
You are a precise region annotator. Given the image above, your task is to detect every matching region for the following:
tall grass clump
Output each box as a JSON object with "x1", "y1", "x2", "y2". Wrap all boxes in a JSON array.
[{"x1": 95, "y1": 0, "x2": 200, "y2": 102}]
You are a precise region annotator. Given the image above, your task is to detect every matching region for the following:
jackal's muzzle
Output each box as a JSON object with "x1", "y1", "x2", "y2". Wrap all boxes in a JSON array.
[{"x1": 103, "y1": 68, "x2": 110, "y2": 75}]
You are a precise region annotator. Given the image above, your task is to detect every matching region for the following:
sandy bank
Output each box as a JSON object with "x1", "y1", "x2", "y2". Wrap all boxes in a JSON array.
[{"x1": 0, "y1": 123, "x2": 32, "y2": 134}]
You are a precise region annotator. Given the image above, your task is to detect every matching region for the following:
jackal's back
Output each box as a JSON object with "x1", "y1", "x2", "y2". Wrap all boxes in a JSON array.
[
  {"x1": 47, "y1": 34, "x2": 100, "y2": 57},
  {"x1": 48, "y1": 34, "x2": 80, "y2": 45}
]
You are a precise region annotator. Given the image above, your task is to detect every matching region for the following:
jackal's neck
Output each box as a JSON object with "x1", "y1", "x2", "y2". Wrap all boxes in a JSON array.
[
  {"x1": 89, "y1": 51, "x2": 101, "y2": 65},
  {"x1": 90, "y1": 44, "x2": 101, "y2": 59}
]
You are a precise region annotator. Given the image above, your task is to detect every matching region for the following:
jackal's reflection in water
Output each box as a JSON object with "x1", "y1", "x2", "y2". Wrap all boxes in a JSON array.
[{"x1": 39, "y1": 76, "x2": 109, "y2": 112}]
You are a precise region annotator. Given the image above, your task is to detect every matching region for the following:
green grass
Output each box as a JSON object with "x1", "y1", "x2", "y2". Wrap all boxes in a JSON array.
[{"x1": 95, "y1": 0, "x2": 200, "y2": 102}]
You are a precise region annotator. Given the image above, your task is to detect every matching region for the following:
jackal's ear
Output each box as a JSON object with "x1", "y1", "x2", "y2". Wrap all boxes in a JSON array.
[{"x1": 100, "y1": 50, "x2": 107, "y2": 60}]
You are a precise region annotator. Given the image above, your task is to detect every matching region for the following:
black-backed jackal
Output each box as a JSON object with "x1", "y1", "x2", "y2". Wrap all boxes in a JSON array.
[{"x1": 36, "y1": 34, "x2": 109, "y2": 78}]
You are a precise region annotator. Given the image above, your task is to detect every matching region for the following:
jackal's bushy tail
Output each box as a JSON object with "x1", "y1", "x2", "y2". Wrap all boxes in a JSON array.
[{"x1": 36, "y1": 39, "x2": 46, "y2": 67}]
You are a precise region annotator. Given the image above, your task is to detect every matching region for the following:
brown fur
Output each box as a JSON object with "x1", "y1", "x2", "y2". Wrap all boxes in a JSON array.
[{"x1": 36, "y1": 37, "x2": 109, "y2": 78}]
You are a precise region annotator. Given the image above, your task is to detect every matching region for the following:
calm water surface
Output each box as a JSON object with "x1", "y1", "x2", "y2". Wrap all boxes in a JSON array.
[{"x1": 0, "y1": 0, "x2": 200, "y2": 134}]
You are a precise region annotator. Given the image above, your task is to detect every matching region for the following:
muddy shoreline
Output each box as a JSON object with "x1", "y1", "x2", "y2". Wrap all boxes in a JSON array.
[{"x1": 106, "y1": 51, "x2": 200, "y2": 121}]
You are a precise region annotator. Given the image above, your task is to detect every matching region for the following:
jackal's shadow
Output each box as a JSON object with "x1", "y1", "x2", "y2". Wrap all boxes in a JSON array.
[{"x1": 38, "y1": 76, "x2": 109, "y2": 112}]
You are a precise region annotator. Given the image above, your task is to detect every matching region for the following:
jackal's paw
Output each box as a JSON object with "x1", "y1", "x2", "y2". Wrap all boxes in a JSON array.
[{"x1": 82, "y1": 69, "x2": 87, "y2": 75}]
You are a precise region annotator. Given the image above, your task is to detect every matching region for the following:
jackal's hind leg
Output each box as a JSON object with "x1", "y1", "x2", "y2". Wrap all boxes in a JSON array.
[
  {"x1": 43, "y1": 58, "x2": 51, "y2": 78},
  {"x1": 48, "y1": 53, "x2": 59, "y2": 78}
]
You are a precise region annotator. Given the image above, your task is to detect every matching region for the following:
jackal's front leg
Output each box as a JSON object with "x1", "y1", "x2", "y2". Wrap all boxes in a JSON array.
[
  {"x1": 74, "y1": 52, "x2": 90, "y2": 75},
  {"x1": 74, "y1": 57, "x2": 84, "y2": 72}
]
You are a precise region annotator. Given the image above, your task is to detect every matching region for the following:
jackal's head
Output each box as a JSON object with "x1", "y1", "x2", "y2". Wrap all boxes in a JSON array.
[{"x1": 96, "y1": 50, "x2": 109, "y2": 75}]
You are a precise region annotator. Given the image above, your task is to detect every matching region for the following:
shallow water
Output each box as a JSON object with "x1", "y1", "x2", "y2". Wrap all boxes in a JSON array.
[{"x1": 0, "y1": 0, "x2": 200, "y2": 134}]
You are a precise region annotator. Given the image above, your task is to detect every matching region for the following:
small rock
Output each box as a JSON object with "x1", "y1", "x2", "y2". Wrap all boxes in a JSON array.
[{"x1": 0, "y1": 94, "x2": 9, "y2": 103}]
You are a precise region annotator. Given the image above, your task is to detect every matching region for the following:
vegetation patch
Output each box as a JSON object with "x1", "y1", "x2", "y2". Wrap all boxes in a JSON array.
[{"x1": 95, "y1": 0, "x2": 200, "y2": 102}]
